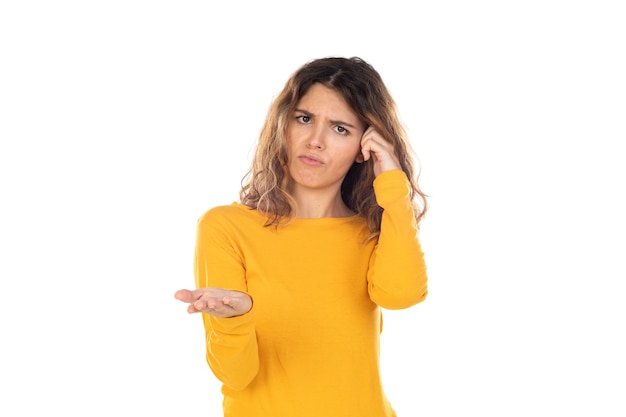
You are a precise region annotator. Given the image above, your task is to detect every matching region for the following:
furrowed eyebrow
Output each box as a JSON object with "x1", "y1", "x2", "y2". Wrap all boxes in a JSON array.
[
  {"x1": 294, "y1": 108, "x2": 313, "y2": 116},
  {"x1": 293, "y1": 108, "x2": 358, "y2": 129}
]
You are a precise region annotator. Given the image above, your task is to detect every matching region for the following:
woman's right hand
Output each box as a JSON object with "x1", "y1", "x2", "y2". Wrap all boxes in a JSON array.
[{"x1": 174, "y1": 288, "x2": 253, "y2": 318}]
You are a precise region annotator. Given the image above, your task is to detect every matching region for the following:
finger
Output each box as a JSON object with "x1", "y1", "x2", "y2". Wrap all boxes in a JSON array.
[
  {"x1": 360, "y1": 128, "x2": 372, "y2": 160},
  {"x1": 187, "y1": 304, "x2": 200, "y2": 314},
  {"x1": 364, "y1": 136, "x2": 394, "y2": 160},
  {"x1": 361, "y1": 140, "x2": 381, "y2": 162},
  {"x1": 222, "y1": 296, "x2": 236, "y2": 307},
  {"x1": 361, "y1": 127, "x2": 383, "y2": 160},
  {"x1": 361, "y1": 147, "x2": 371, "y2": 162},
  {"x1": 193, "y1": 298, "x2": 215, "y2": 311},
  {"x1": 362, "y1": 126, "x2": 376, "y2": 137},
  {"x1": 361, "y1": 137, "x2": 373, "y2": 161},
  {"x1": 174, "y1": 289, "x2": 194, "y2": 302}
]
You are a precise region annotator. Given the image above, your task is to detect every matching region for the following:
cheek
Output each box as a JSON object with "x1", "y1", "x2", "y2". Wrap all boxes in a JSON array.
[
  {"x1": 285, "y1": 128, "x2": 296, "y2": 151},
  {"x1": 345, "y1": 140, "x2": 362, "y2": 158},
  {"x1": 285, "y1": 125, "x2": 301, "y2": 150},
  {"x1": 337, "y1": 143, "x2": 362, "y2": 166}
]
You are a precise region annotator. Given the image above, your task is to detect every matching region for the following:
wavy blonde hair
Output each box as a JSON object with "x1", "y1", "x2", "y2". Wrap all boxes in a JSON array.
[{"x1": 240, "y1": 57, "x2": 427, "y2": 236}]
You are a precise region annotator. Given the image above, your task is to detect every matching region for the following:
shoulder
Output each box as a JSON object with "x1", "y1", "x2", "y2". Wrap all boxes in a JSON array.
[{"x1": 198, "y1": 203, "x2": 262, "y2": 229}]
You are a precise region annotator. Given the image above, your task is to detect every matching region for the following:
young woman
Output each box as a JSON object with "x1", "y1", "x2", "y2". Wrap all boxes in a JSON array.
[{"x1": 175, "y1": 56, "x2": 428, "y2": 417}]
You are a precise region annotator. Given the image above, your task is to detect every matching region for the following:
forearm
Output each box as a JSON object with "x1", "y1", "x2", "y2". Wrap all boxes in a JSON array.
[
  {"x1": 203, "y1": 310, "x2": 259, "y2": 391},
  {"x1": 367, "y1": 170, "x2": 428, "y2": 309}
]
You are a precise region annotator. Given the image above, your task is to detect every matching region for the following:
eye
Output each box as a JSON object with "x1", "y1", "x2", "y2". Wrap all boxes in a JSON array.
[
  {"x1": 296, "y1": 115, "x2": 311, "y2": 124},
  {"x1": 335, "y1": 125, "x2": 350, "y2": 135}
]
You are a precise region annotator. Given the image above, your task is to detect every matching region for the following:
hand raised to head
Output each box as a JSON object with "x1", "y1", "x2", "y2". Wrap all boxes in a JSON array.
[
  {"x1": 358, "y1": 127, "x2": 402, "y2": 177},
  {"x1": 174, "y1": 288, "x2": 253, "y2": 318}
]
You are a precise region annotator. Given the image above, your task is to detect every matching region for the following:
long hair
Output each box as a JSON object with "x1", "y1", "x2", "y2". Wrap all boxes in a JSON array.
[{"x1": 239, "y1": 56, "x2": 427, "y2": 236}]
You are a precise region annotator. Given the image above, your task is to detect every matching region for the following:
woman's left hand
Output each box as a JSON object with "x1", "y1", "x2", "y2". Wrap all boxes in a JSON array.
[
  {"x1": 358, "y1": 127, "x2": 402, "y2": 177},
  {"x1": 174, "y1": 287, "x2": 253, "y2": 318}
]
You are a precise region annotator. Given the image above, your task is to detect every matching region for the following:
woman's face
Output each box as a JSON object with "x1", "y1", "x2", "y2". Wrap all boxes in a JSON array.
[{"x1": 285, "y1": 83, "x2": 365, "y2": 195}]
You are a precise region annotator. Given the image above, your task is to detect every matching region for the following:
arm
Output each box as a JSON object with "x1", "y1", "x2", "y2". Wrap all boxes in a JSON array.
[
  {"x1": 192, "y1": 208, "x2": 259, "y2": 391},
  {"x1": 360, "y1": 127, "x2": 428, "y2": 309},
  {"x1": 367, "y1": 170, "x2": 428, "y2": 309}
]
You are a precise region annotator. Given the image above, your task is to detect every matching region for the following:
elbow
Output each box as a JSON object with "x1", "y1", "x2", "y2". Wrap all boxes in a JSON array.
[
  {"x1": 411, "y1": 288, "x2": 428, "y2": 307},
  {"x1": 208, "y1": 353, "x2": 259, "y2": 391},
  {"x1": 370, "y1": 270, "x2": 428, "y2": 310},
  {"x1": 376, "y1": 287, "x2": 428, "y2": 310},
  {"x1": 223, "y1": 368, "x2": 258, "y2": 392}
]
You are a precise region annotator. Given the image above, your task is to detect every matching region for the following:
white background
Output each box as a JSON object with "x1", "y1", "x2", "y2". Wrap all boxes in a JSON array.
[{"x1": 1, "y1": 1, "x2": 625, "y2": 415}]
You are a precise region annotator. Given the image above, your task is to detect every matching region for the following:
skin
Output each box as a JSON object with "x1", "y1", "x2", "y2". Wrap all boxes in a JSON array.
[
  {"x1": 285, "y1": 83, "x2": 366, "y2": 218},
  {"x1": 175, "y1": 83, "x2": 402, "y2": 318}
]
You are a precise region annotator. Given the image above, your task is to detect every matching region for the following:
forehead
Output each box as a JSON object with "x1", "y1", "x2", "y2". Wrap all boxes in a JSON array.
[{"x1": 297, "y1": 84, "x2": 355, "y2": 114}]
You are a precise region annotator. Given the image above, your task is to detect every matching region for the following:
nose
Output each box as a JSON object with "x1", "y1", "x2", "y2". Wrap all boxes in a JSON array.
[{"x1": 306, "y1": 125, "x2": 325, "y2": 150}]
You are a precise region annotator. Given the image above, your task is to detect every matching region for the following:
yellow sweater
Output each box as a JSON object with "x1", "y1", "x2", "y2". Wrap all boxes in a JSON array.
[{"x1": 194, "y1": 170, "x2": 428, "y2": 417}]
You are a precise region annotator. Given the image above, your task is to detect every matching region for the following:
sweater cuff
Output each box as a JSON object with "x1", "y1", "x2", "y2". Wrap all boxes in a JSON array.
[
  {"x1": 373, "y1": 170, "x2": 411, "y2": 207},
  {"x1": 208, "y1": 308, "x2": 256, "y2": 335}
]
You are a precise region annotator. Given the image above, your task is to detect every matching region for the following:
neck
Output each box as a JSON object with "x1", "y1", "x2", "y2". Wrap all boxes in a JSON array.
[{"x1": 290, "y1": 187, "x2": 354, "y2": 219}]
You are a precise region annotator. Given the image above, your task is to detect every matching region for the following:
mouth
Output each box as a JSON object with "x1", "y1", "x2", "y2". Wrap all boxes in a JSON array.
[{"x1": 298, "y1": 154, "x2": 324, "y2": 166}]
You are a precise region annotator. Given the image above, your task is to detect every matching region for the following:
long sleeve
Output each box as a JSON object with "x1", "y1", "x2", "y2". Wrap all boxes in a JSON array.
[
  {"x1": 194, "y1": 208, "x2": 259, "y2": 391},
  {"x1": 367, "y1": 169, "x2": 428, "y2": 309},
  {"x1": 190, "y1": 201, "x2": 417, "y2": 416}
]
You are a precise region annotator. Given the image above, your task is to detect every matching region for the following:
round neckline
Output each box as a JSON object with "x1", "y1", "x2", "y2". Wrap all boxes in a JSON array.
[{"x1": 232, "y1": 202, "x2": 362, "y2": 224}]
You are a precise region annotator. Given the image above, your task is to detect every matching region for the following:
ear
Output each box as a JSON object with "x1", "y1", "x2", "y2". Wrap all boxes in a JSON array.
[{"x1": 355, "y1": 154, "x2": 364, "y2": 163}]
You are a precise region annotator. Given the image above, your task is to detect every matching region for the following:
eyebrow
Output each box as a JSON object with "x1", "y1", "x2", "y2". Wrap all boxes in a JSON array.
[{"x1": 294, "y1": 108, "x2": 359, "y2": 129}]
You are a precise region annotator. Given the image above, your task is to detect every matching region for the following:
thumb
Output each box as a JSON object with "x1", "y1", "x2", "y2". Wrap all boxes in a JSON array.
[
  {"x1": 223, "y1": 294, "x2": 252, "y2": 313},
  {"x1": 223, "y1": 295, "x2": 241, "y2": 307}
]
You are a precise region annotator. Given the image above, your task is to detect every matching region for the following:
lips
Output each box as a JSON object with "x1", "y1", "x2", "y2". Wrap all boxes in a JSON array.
[{"x1": 298, "y1": 154, "x2": 324, "y2": 166}]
